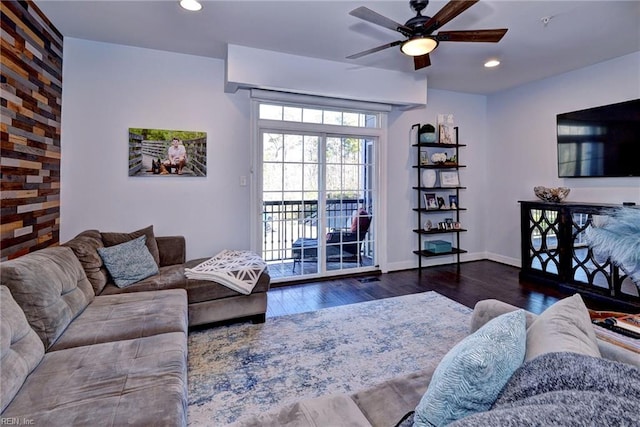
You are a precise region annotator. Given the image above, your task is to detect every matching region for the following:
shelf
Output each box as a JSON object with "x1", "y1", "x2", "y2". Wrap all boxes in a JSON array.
[
  {"x1": 413, "y1": 248, "x2": 468, "y2": 258},
  {"x1": 413, "y1": 228, "x2": 467, "y2": 235},
  {"x1": 412, "y1": 143, "x2": 467, "y2": 148},
  {"x1": 413, "y1": 123, "x2": 465, "y2": 271},
  {"x1": 412, "y1": 186, "x2": 467, "y2": 191},
  {"x1": 413, "y1": 208, "x2": 467, "y2": 213},
  {"x1": 412, "y1": 164, "x2": 466, "y2": 169}
]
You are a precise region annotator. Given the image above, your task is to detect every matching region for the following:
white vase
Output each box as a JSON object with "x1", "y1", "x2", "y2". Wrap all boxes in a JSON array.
[{"x1": 422, "y1": 169, "x2": 436, "y2": 187}]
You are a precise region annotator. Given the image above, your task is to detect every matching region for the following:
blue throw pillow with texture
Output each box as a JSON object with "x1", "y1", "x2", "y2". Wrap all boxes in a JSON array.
[
  {"x1": 413, "y1": 309, "x2": 526, "y2": 427},
  {"x1": 97, "y1": 235, "x2": 159, "y2": 288}
]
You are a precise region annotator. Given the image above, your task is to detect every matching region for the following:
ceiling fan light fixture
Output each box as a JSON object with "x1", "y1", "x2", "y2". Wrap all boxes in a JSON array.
[
  {"x1": 179, "y1": 0, "x2": 202, "y2": 11},
  {"x1": 400, "y1": 36, "x2": 438, "y2": 56}
]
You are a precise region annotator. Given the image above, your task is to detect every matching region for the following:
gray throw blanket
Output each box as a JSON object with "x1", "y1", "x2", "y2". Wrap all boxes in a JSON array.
[{"x1": 449, "y1": 352, "x2": 640, "y2": 426}]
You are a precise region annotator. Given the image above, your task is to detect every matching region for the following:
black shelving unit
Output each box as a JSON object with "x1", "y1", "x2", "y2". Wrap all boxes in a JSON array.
[{"x1": 411, "y1": 124, "x2": 467, "y2": 272}]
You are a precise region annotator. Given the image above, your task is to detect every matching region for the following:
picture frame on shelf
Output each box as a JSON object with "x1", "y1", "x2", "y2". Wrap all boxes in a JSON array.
[
  {"x1": 449, "y1": 195, "x2": 458, "y2": 209},
  {"x1": 438, "y1": 124, "x2": 455, "y2": 144},
  {"x1": 439, "y1": 170, "x2": 460, "y2": 187},
  {"x1": 437, "y1": 196, "x2": 446, "y2": 209},
  {"x1": 419, "y1": 150, "x2": 429, "y2": 165},
  {"x1": 424, "y1": 193, "x2": 438, "y2": 209}
]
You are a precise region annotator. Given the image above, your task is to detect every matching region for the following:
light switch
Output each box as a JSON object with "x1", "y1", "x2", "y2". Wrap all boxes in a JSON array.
[{"x1": 240, "y1": 176, "x2": 247, "y2": 186}]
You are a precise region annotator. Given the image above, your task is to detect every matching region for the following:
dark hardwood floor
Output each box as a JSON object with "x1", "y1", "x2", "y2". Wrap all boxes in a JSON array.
[{"x1": 266, "y1": 260, "x2": 638, "y2": 318}]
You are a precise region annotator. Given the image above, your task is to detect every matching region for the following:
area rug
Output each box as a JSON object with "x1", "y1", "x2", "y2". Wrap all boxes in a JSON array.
[{"x1": 187, "y1": 291, "x2": 472, "y2": 426}]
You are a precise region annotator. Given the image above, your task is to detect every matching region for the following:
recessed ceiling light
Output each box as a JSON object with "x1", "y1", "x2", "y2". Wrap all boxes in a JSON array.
[
  {"x1": 180, "y1": 0, "x2": 202, "y2": 11},
  {"x1": 484, "y1": 59, "x2": 500, "y2": 68}
]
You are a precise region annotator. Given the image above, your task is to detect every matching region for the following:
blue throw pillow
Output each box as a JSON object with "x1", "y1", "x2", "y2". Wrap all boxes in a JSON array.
[
  {"x1": 97, "y1": 235, "x2": 159, "y2": 288},
  {"x1": 413, "y1": 309, "x2": 526, "y2": 427}
]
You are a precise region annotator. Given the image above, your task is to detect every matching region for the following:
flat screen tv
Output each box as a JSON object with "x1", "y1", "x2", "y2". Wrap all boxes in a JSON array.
[{"x1": 557, "y1": 99, "x2": 640, "y2": 177}]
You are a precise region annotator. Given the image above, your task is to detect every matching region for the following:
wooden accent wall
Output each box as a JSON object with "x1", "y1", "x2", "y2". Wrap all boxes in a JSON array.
[{"x1": 1, "y1": 1, "x2": 63, "y2": 260}]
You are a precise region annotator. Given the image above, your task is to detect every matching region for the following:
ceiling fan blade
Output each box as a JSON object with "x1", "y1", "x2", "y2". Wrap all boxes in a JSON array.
[
  {"x1": 437, "y1": 29, "x2": 508, "y2": 42},
  {"x1": 414, "y1": 54, "x2": 432, "y2": 70},
  {"x1": 423, "y1": 0, "x2": 479, "y2": 33},
  {"x1": 349, "y1": 6, "x2": 413, "y2": 37},
  {"x1": 347, "y1": 40, "x2": 402, "y2": 59}
]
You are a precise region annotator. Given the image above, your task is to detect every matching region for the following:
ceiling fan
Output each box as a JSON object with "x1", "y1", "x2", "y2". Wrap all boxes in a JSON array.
[{"x1": 347, "y1": 0, "x2": 507, "y2": 70}]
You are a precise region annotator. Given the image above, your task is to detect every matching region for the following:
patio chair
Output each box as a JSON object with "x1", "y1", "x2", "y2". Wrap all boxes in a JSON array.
[{"x1": 292, "y1": 209, "x2": 371, "y2": 272}]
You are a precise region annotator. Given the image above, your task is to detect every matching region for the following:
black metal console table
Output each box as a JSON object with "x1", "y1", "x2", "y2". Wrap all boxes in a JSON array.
[{"x1": 519, "y1": 200, "x2": 639, "y2": 308}]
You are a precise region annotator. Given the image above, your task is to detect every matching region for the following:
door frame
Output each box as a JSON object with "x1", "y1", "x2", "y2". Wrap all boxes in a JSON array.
[{"x1": 249, "y1": 96, "x2": 389, "y2": 282}]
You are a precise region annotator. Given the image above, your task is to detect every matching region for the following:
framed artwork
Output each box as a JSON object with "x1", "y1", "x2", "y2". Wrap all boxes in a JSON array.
[
  {"x1": 419, "y1": 150, "x2": 429, "y2": 165},
  {"x1": 128, "y1": 128, "x2": 207, "y2": 177},
  {"x1": 437, "y1": 196, "x2": 446, "y2": 209},
  {"x1": 449, "y1": 195, "x2": 458, "y2": 209},
  {"x1": 438, "y1": 124, "x2": 455, "y2": 144},
  {"x1": 424, "y1": 193, "x2": 438, "y2": 209},
  {"x1": 439, "y1": 171, "x2": 460, "y2": 187}
]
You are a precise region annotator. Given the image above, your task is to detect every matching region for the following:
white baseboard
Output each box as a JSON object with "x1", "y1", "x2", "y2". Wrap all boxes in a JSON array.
[
  {"x1": 486, "y1": 252, "x2": 521, "y2": 268},
  {"x1": 382, "y1": 251, "x2": 520, "y2": 273}
]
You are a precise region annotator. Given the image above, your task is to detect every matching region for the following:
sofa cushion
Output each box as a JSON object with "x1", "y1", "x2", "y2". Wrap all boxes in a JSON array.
[
  {"x1": 351, "y1": 367, "x2": 436, "y2": 427},
  {"x1": 99, "y1": 260, "x2": 271, "y2": 303},
  {"x1": 101, "y1": 225, "x2": 160, "y2": 267},
  {"x1": 48, "y1": 289, "x2": 188, "y2": 351},
  {"x1": 62, "y1": 229, "x2": 109, "y2": 294},
  {"x1": 1, "y1": 333, "x2": 188, "y2": 426},
  {"x1": 525, "y1": 293, "x2": 601, "y2": 361},
  {"x1": 414, "y1": 310, "x2": 526, "y2": 427},
  {"x1": 0, "y1": 286, "x2": 45, "y2": 413},
  {"x1": 0, "y1": 246, "x2": 95, "y2": 350},
  {"x1": 230, "y1": 395, "x2": 372, "y2": 427},
  {"x1": 98, "y1": 235, "x2": 159, "y2": 288}
]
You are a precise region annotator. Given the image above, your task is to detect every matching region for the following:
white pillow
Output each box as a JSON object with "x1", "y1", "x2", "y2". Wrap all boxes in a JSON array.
[{"x1": 525, "y1": 293, "x2": 601, "y2": 361}]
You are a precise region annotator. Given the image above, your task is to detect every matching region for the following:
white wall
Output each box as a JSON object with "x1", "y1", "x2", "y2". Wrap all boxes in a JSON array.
[
  {"x1": 61, "y1": 38, "x2": 253, "y2": 259},
  {"x1": 385, "y1": 90, "x2": 488, "y2": 271},
  {"x1": 486, "y1": 52, "x2": 640, "y2": 266}
]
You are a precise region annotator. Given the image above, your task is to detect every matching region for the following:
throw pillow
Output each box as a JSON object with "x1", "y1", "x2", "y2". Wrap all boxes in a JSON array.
[
  {"x1": 413, "y1": 309, "x2": 526, "y2": 427},
  {"x1": 97, "y1": 235, "x2": 159, "y2": 288},
  {"x1": 350, "y1": 209, "x2": 371, "y2": 233},
  {"x1": 62, "y1": 230, "x2": 109, "y2": 294},
  {"x1": 101, "y1": 225, "x2": 160, "y2": 267},
  {"x1": 525, "y1": 293, "x2": 601, "y2": 362}
]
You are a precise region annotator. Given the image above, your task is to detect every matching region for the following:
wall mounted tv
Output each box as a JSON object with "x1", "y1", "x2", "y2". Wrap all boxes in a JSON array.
[{"x1": 557, "y1": 99, "x2": 639, "y2": 178}]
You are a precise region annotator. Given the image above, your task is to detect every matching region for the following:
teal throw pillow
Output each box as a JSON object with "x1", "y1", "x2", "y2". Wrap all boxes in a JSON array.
[
  {"x1": 413, "y1": 309, "x2": 526, "y2": 427},
  {"x1": 97, "y1": 235, "x2": 159, "y2": 288}
]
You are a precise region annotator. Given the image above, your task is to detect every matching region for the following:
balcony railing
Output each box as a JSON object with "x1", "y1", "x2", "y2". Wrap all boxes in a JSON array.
[{"x1": 262, "y1": 198, "x2": 368, "y2": 262}]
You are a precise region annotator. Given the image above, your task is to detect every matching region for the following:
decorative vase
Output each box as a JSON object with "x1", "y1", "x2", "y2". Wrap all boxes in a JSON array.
[
  {"x1": 422, "y1": 169, "x2": 437, "y2": 187},
  {"x1": 419, "y1": 132, "x2": 437, "y2": 143}
]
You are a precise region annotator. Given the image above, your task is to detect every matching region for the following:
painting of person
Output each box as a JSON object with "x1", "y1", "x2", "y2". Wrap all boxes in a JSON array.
[{"x1": 164, "y1": 137, "x2": 187, "y2": 175}]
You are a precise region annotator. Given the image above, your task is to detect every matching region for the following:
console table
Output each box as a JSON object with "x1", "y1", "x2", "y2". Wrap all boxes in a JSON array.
[{"x1": 519, "y1": 200, "x2": 639, "y2": 308}]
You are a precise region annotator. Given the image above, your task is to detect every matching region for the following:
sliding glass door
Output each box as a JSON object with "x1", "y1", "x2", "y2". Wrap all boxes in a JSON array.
[{"x1": 261, "y1": 130, "x2": 375, "y2": 280}]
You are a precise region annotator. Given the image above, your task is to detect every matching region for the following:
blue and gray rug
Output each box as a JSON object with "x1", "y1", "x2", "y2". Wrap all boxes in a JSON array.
[{"x1": 187, "y1": 291, "x2": 472, "y2": 426}]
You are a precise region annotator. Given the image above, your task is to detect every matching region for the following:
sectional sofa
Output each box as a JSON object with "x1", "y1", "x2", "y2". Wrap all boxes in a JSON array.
[
  {"x1": 0, "y1": 248, "x2": 188, "y2": 425},
  {"x1": 61, "y1": 226, "x2": 270, "y2": 326},
  {"x1": 0, "y1": 226, "x2": 270, "y2": 425}
]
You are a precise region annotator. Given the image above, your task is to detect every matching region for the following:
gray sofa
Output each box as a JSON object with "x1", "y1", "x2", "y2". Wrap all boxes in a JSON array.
[
  {"x1": 0, "y1": 246, "x2": 188, "y2": 426},
  {"x1": 62, "y1": 226, "x2": 271, "y2": 326},
  {"x1": 233, "y1": 296, "x2": 640, "y2": 427}
]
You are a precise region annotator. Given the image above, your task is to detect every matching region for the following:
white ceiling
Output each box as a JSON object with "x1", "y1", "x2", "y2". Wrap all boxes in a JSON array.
[{"x1": 35, "y1": 0, "x2": 640, "y2": 94}]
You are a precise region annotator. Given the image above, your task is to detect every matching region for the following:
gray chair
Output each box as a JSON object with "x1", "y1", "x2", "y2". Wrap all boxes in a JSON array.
[{"x1": 292, "y1": 211, "x2": 372, "y2": 272}]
